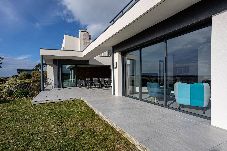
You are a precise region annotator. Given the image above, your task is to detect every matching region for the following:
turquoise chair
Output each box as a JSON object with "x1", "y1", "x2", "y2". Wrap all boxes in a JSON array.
[
  {"x1": 190, "y1": 83, "x2": 210, "y2": 108},
  {"x1": 175, "y1": 82, "x2": 210, "y2": 113},
  {"x1": 177, "y1": 83, "x2": 190, "y2": 106},
  {"x1": 147, "y1": 82, "x2": 161, "y2": 97},
  {"x1": 190, "y1": 83, "x2": 204, "y2": 107}
]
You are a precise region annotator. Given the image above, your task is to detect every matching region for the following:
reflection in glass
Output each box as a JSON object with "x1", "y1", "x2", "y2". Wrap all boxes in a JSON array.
[
  {"x1": 141, "y1": 43, "x2": 165, "y2": 105},
  {"x1": 167, "y1": 26, "x2": 211, "y2": 117},
  {"x1": 125, "y1": 50, "x2": 140, "y2": 99},
  {"x1": 123, "y1": 26, "x2": 211, "y2": 118},
  {"x1": 62, "y1": 65, "x2": 76, "y2": 88}
]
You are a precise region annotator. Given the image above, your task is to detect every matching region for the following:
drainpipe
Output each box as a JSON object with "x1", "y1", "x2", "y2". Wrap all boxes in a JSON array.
[
  {"x1": 164, "y1": 40, "x2": 167, "y2": 107},
  {"x1": 40, "y1": 55, "x2": 44, "y2": 91},
  {"x1": 112, "y1": 49, "x2": 115, "y2": 95},
  {"x1": 139, "y1": 49, "x2": 142, "y2": 100},
  {"x1": 59, "y1": 64, "x2": 62, "y2": 88}
]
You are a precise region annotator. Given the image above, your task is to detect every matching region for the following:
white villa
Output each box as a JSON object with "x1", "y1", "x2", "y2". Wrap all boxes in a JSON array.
[{"x1": 40, "y1": 0, "x2": 227, "y2": 131}]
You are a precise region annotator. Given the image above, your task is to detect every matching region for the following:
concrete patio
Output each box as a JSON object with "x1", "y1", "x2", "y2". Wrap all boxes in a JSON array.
[{"x1": 33, "y1": 88, "x2": 227, "y2": 151}]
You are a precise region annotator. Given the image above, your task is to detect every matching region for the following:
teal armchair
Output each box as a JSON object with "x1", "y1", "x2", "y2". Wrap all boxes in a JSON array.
[
  {"x1": 174, "y1": 82, "x2": 211, "y2": 114},
  {"x1": 147, "y1": 82, "x2": 163, "y2": 98}
]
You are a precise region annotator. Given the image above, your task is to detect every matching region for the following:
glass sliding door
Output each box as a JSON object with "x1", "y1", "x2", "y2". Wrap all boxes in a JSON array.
[
  {"x1": 141, "y1": 42, "x2": 165, "y2": 105},
  {"x1": 62, "y1": 65, "x2": 76, "y2": 88},
  {"x1": 166, "y1": 26, "x2": 211, "y2": 117},
  {"x1": 123, "y1": 26, "x2": 211, "y2": 118},
  {"x1": 125, "y1": 50, "x2": 141, "y2": 99}
]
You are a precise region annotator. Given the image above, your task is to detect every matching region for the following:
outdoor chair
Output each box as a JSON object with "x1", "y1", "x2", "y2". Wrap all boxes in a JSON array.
[
  {"x1": 174, "y1": 82, "x2": 211, "y2": 114},
  {"x1": 77, "y1": 79, "x2": 85, "y2": 88},
  {"x1": 105, "y1": 78, "x2": 112, "y2": 88},
  {"x1": 102, "y1": 78, "x2": 108, "y2": 88},
  {"x1": 100, "y1": 78, "x2": 105, "y2": 88},
  {"x1": 85, "y1": 78, "x2": 92, "y2": 88},
  {"x1": 147, "y1": 82, "x2": 163, "y2": 102},
  {"x1": 93, "y1": 78, "x2": 101, "y2": 88}
]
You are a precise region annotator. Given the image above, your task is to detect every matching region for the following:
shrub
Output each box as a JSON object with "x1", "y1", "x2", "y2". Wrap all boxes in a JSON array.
[
  {"x1": 14, "y1": 89, "x2": 30, "y2": 98},
  {"x1": 18, "y1": 72, "x2": 32, "y2": 80},
  {"x1": 0, "y1": 77, "x2": 7, "y2": 84},
  {"x1": 0, "y1": 83, "x2": 4, "y2": 100},
  {"x1": 0, "y1": 71, "x2": 46, "y2": 101},
  {"x1": 30, "y1": 71, "x2": 41, "y2": 96},
  {"x1": 1, "y1": 78, "x2": 30, "y2": 99}
]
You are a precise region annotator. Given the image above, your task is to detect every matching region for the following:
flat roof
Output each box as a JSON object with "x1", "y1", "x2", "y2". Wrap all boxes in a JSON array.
[{"x1": 41, "y1": 0, "x2": 201, "y2": 60}]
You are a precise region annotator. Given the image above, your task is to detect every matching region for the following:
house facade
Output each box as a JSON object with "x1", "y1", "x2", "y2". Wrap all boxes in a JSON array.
[
  {"x1": 40, "y1": 0, "x2": 227, "y2": 130},
  {"x1": 41, "y1": 30, "x2": 112, "y2": 89}
]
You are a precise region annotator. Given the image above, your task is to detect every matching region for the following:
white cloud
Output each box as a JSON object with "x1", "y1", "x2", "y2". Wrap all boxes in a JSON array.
[
  {"x1": 16, "y1": 55, "x2": 32, "y2": 60},
  {"x1": 0, "y1": 56, "x2": 36, "y2": 77},
  {"x1": 60, "y1": 0, "x2": 130, "y2": 37},
  {"x1": 0, "y1": 0, "x2": 70, "y2": 30}
]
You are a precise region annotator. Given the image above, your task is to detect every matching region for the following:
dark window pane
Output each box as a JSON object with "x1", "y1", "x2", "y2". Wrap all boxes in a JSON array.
[
  {"x1": 141, "y1": 42, "x2": 165, "y2": 105},
  {"x1": 125, "y1": 50, "x2": 140, "y2": 99},
  {"x1": 167, "y1": 26, "x2": 211, "y2": 117},
  {"x1": 62, "y1": 65, "x2": 76, "y2": 88}
]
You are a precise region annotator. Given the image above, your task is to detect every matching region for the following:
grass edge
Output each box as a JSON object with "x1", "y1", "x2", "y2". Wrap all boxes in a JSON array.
[{"x1": 82, "y1": 98, "x2": 149, "y2": 151}]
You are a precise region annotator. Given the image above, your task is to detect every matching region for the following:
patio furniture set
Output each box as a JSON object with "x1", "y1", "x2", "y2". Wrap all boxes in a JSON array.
[
  {"x1": 147, "y1": 82, "x2": 211, "y2": 114},
  {"x1": 77, "y1": 78, "x2": 112, "y2": 89}
]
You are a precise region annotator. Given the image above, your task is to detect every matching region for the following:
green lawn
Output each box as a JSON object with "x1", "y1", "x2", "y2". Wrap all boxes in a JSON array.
[{"x1": 0, "y1": 99, "x2": 138, "y2": 151}]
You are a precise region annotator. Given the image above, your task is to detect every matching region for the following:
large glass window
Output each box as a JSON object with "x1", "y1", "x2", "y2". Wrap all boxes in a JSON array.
[
  {"x1": 124, "y1": 26, "x2": 211, "y2": 118},
  {"x1": 125, "y1": 50, "x2": 141, "y2": 99},
  {"x1": 62, "y1": 65, "x2": 76, "y2": 88},
  {"x1": 141, "y1": 42, "x2": 165, "y2": 105},
  {"x1": 167, "y1": 26, "x2": 211, "y2": 117}
]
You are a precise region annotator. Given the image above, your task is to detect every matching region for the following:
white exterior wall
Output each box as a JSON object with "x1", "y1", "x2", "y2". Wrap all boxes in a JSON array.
[
  {"x1": 61, "y1": 35, "x2": 80, "y2": 51},
  {"x1": 46, "y1": 60, "x2": 58, "y2": 88},
  {"x1": 114, "y1": 52, "x2": 123, "y2": 96},
  {"x1": 211, "y1": 11, "x2": 227, "y2": 130},
  {"x1": 94, "y1": 55, "x2": 112, "y2": 66}
]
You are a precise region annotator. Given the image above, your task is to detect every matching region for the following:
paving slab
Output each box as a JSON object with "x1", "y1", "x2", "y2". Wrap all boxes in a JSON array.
[{"x1": 32, "y1": 88, "x2": 227, "y2": 151}]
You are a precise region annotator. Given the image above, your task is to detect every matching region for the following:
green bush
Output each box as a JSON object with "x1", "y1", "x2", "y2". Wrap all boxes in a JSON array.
[
  {"x1": 1, "y1": 78, "x2": 30, "y2": 99},
  {"x1": 30, "y1": 71, "x2": 42, "y2": 96},
  {"x1": 0, "y1": 77, "x2": 7, "y2": 84},
  {"x1": 0, "y1": 84, "x2": 4, "y2": 100},
  {"x1": 14, "y1": 89, "x2": 30, "y2": 98},
  {"x1": 0, "y1": 71, "x2": 43, "y2": 101},
  {"x1": 18, "y1": 72, "x2": 32, "y2": 80}
]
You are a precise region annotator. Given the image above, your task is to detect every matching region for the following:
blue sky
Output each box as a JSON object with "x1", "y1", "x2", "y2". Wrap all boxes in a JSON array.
[{"x1": 0, "y1": 0, "x2": 130, "y2": 77}]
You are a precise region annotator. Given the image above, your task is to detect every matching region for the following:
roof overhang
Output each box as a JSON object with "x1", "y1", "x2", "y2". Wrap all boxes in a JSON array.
[
  {"x1": 82, "y1": 0, "x2": 201, "y2": 58},
  {"x1": 40, "y1": 49, "x2": 84, "y2": 60},
  {"x1": 41, "y1": 0, "x2": 201, "y2": 60}
]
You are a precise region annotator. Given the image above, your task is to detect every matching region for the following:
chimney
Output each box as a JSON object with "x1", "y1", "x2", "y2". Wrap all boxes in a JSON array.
[{"x1": 79, "y1": 30, "x2": 91, "y2": 51}]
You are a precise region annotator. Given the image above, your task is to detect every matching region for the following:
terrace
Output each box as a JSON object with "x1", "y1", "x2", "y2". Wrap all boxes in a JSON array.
[{"x1": 33, "y1": 87, "x2": 227, "y2": 151}]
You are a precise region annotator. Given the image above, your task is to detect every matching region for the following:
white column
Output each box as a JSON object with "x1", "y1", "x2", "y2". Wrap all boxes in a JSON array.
[
  {"x1": 114, "y1": 52, "x2": 123, "y2": 96},
  {"x1": 46, "y1": 59, "x2": 58, "y2": 89},
  {"x1": 69, "y1": 70, "x2": 72, "y2": 81},
  {"x1": 53, "y1": 64, "x2": 58, "y2": 88},
  {"x1": 211, "y1": 11, "x2": 227, "y2": 130},
  {"x1": 72, "y1": 69, "x2": 74, "y2": 80},
  {"x1": 40, "y1": 56, "x2": 44, "y2": 91}
]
